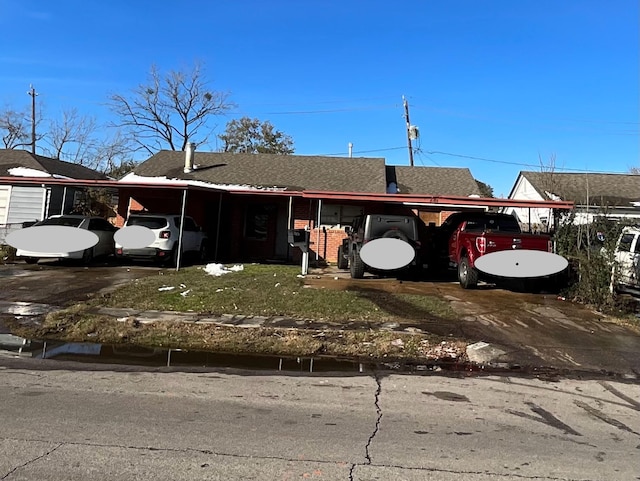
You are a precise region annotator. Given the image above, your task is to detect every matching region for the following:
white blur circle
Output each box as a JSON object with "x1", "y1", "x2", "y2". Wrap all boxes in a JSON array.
[
  {"x1": 359, "y1": 238, "x2": 415, "y2": 270},
  {"x1": 115, "y1": 225, "x2": 156, "y2": 249},
  {"x1": 474, "y1": 250, "x2": 569, "y2": 278},
  {"x1": 7, "y1": 225, "x2": 98, "y2": 253}
]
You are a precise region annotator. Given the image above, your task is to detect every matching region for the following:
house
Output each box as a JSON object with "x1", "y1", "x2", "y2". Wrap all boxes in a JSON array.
[
  {"x1": 505, "y1": 171, "x2": 640, "y2": 231},
  {"x1": 0, "y1": 149, "x2": 109, "y2": 243},
  {"x1": 117, "y1": 149, "x2": 483, "y2": 264}
]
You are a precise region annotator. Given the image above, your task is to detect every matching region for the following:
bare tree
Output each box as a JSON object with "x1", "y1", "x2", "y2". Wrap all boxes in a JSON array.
[
  {"x1": 43, "y1": 108, "x2": 98, "y2": 165},
  {"x1": 109, "y1": 62, "x2": 234, "y2": 154},
  {"x1": 0, "y1": 106, "x2": 33, "y2": 149},
  {"x1": 630, "y1": 167, "x2": 640, "y2": 175}
]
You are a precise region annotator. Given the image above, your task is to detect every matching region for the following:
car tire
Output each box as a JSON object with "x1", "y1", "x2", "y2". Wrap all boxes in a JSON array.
[
  {"x1": 337, "y1": 245, "x2": 348, "y2": 269},
  {"x1": 24, "y1": 257, "x2": 38, "y2": 264},
  {"x1": 199, "y1": 242, "x2": 208, "y2": 264},
  {"x1": 350, "y1": 248, "x2": 365, "y2": 279},
  {"x1": 382, "y1": 229, "x2": 410, "y2": 243},
  {"x1": 81, "y1": 247, "x2": 93, "y2": 265},
  {"x1": 458, "y1": 256, "x2": 478, "y2": 289}
]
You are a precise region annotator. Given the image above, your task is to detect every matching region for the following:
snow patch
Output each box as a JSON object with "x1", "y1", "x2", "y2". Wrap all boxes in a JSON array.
[
  {"x1": 544, "y1": 191, "x2": 562, "y2": 201},
  {"x1": 204, "y1": 263, "x2": 244, "y2": 276},
  {"x1": 120, "y1": 172, "x2": 288, "y2": 192},
  {"x1": 7, "y1": 167, "x2": 51, "y2": 177}
]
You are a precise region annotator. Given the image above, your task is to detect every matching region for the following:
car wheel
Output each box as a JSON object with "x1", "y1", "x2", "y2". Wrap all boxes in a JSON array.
[
  {"x1": 81, "y1": 247, "x2": 94, "y2": 265},
  {"x1": 458, "y1": 256, "x2": 478, "y2": 289},
  {"x1": 350, "y1": 249, "x2": 365, "y2": 279},
  {"x1": 337, "y1": 245, "x2": 348, "y2": 269},
  {"x1": 24, "y1": 257, "x2": 38, "y2": 264},
  {"x1": 382, "y1": 229, "x2": 410, "y2": 243},
  {"x1": 199, "y1": 242, "x2": 208, "y2": 264}
]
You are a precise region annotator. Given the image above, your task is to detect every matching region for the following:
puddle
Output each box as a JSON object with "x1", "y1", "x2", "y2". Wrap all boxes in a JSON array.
[
  {"x1": 0, "y1": 301, "x2": 59, "y2": 316},
  {"x1": 0, "y1": 337, "x2": 475, "y2": 374}
]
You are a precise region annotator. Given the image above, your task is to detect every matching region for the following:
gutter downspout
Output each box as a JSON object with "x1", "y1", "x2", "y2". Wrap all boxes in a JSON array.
[{"x1": 176, "y1": 188, "x2": 188, "y2": 271}]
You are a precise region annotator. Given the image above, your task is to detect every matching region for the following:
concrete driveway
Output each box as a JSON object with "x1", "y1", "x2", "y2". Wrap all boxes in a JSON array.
[{"x1": 306, "y1": 266, "x2": 640, "y2": 377}]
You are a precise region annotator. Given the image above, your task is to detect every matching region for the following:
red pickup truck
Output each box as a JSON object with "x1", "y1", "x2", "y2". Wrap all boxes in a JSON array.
[{"x1": 435, "y1": 212, "x2": 552, "y2": 288}]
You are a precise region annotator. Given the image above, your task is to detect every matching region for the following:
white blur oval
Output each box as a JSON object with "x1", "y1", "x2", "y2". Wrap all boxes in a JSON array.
[
  {"x1": 114, "y1": 225, "x2": 156, "y2": 249},
  {"x1": 474, "y1": 250, "x2": 569, "y2": 278},
  {"x1": 7, "y1": 225, "x2": 98, "y2": 253},
  {"x1": 360, "y1": 238, "x2": 415, "y2": 270}
]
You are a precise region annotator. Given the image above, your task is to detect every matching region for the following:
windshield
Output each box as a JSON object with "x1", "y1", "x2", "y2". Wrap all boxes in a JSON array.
[
  {"x1": 36, "y1": 217, "x2": 84, "y2": 227},
  {"x1": 127, "y1": 216, "x2": 168, "y2": 229}
]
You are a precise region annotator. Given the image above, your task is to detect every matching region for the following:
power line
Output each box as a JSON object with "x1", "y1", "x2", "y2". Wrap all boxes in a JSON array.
[
  {"x1": 426, "y1": 150, "x2": 631, "y2": 174},
  {"x1": 318, "y1": 146, "x2": 406, "y2": 157}
]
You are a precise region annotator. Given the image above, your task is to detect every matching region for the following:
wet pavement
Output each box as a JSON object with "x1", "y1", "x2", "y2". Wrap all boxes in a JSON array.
[
  {"x1": 1, "y1": 261, "x2": 640, "y2": 377},
  {"x1": 305, "y1": 266, "x2": 640, "y2": 377}
]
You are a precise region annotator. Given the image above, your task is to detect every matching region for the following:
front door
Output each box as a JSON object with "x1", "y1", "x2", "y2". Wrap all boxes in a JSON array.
[{"x1": 244, "y1": 204, "x2": 277, "y2": 261}]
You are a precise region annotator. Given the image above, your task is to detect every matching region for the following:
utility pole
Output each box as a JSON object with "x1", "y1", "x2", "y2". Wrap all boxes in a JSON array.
[
  {"x1": 28, "y1": 85, "x2": 38, "y2": 154},
  {"x1": 402, "y1": 95, "x2": 414, "y2": 167}
]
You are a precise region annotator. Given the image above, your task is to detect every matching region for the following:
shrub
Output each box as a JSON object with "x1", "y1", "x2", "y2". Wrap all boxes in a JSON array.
[
  {"x1": 553, "y1": 211, "x2": 636, "y2": 312},
  {"x1": 0, "y1": 244, "x2": 16, "y2": 264}
]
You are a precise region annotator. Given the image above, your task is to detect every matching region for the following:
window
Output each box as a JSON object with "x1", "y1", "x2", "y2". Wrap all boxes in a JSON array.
[
  {"x1": 245, "y1": 205, "x2": 269, "y2": 240},
  {"x1": 634, "y1": 236, "x2": 640, "y2": 254},
  {"x1": 618, "y1": 234, "x2": 635, "y2": 253},
  {"x1": 89, "y1": 219, "x2": 116, "y2": 231},
  {"x1": 37, "y1": 216, "x2": 84, "y2": 227},
  {"x1": 128, "y1": 216, "x2": 168, "y2": 229},
  {"x1": 320, "y1": 204, "x2": 363, "y2": 227}
]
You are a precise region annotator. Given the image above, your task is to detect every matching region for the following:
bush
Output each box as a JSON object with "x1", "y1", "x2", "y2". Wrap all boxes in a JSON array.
[
  {"x1": 553, "y1": 211, "x2": 636, "y2": 312},
  {"x1": 0, "y1": 244, "x2": 16, "y2": 264}
]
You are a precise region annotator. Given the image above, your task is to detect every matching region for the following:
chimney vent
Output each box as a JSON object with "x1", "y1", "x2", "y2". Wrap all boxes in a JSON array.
[{"x1": 184, "y1": 142, "x2": 195, "y2": 173}]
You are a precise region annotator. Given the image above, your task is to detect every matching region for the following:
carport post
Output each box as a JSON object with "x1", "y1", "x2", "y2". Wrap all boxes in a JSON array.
[
  {"x1": 214, "y1": 193, "x2": 222, "y2": 261},
  {"x1": 61, "y1": 187, "x2": 67, "y2": 215},
  {"x1": 315, "y1": 199, "x2": 322, "y2": 262},
  {"x1": 176, "y1": 188, "x2": 188, "y2": 271}
]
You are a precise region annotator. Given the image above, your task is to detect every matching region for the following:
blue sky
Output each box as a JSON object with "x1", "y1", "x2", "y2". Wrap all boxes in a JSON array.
[{"x1": 0, "y1": 0, "x2": 638, "y2": 197}]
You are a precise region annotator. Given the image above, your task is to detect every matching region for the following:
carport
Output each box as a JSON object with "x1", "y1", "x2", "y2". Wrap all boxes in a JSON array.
[{"x1": 0, "y1": 176, "x2": 228, "y2": 270}]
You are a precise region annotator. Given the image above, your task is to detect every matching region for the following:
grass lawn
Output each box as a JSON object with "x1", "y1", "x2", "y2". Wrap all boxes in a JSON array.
[
  {"x1": 92, "y1": 263, "x2": 455, "y2": 323},
  {"x1": 9, "y1": 264, "x2": 467, "y2": 362}
]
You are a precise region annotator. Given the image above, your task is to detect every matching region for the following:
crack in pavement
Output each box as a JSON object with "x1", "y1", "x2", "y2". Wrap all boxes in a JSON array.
[
  {"x1": 356, "y1": 462, "x2": 601, "y2": 480},
  {"x1": 351, "y1": 372, "x2": 383, "y2": 481},
  {"x1": 0, "y1": 436, "x2": 612, "y2": 481},
  {"x1": 1, "y1": 442, "x2": 62, "y2": 479}
]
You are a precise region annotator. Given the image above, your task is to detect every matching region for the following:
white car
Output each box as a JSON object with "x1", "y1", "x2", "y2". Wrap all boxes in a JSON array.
[
  {"x1": 115, "y1": 213, "x2": 208, "y2": 265},
  {"x1": 611, "y1": 226, "x2": 640, "y2": 294},
  {"x1": 15, "y1": 215, "x2": 117, "y2": 264}
]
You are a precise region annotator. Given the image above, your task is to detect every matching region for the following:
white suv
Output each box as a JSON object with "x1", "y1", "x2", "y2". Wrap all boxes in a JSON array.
[{"x1": 115, "y1": 213, "x2": 208, "y2": 265}]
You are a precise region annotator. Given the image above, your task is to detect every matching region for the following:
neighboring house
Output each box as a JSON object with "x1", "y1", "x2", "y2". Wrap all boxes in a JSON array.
[
  {"x1": 0, "y1": 149, "x2": 109, "y2": 243},
  {"x1": 118, "y1": 150, "x2": 482, "y2": 264},
  {"x1": 505, "y1": 171, "x2": 640, "y2": 231}
]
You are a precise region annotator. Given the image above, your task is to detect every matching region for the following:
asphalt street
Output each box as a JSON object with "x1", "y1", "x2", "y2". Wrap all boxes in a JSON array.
[{"x1": 1, "y1": 357, "x2": 639, "y2": 480}]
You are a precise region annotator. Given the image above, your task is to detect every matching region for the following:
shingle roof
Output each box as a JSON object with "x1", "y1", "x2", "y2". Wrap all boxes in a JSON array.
[
  {"x1": 520, "y1": 171, "x2": 640, "y2": 206},
  {"x1": 387, "y1": 166, "x2": 481, "y2": 196},
  {"x1": 0, "y1": 149, "x2": 108, "y2": 180},
  {"x1": 134, "y1": 151, "x2": 482, "y2": 196},
  {"x1": 134, "y1": 151, "x2": 388, "y2": 193}
]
